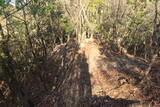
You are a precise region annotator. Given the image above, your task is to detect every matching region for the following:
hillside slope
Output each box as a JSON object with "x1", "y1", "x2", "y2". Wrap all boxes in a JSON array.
[{"x1": 37, "y1": 39, "x2": 160, "y2": 107}]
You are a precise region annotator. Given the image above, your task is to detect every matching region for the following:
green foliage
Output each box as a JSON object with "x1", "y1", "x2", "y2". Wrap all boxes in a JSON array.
[
  {"x1": 44, "y1": 5, "x2": 54, "y2": 12},
  {"x1": 87, "y1": 0, "x2": 104, "y2": 12},
  {"x1": 30, "y1": 4, "x2": 43, "y2": 15},
  {"x1": 127, "y1": 0, "x2": 137, "y2": 4},
  {"x1": 0, "y1": 0, "x2": 5, "y2": 7},
  {"x1": 60, "y1": 18, "x2": 73, "y2": 33},
  {"x1": 0, "y1": 0, "x2": 6, "y2": 15},
  {"x1": 95, "y1": 0, "x2": 157, "y2": 57},
  {"x1": 0, "y1": 0, "x2": 73, "y2": 84}
]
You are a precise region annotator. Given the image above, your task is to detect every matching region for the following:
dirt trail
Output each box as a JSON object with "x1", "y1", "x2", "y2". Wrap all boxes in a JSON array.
[
  {"x1": 79, "y1": 38, "x2": 143, "y2": 100},
  {"x1": 37, "y1": 39, "x2": 159, "y2": 107},
  {"x1": 0, "y1": 39, "x2": 159, "y2": 106}
]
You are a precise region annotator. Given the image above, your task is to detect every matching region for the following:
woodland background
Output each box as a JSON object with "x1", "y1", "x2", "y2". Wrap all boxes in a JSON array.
[{"x1": 0, "y1": 0, "x2": 160, "y2": 106}]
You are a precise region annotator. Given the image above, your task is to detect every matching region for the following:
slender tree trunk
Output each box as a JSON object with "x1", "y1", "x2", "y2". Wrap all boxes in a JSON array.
[
  {"x1": 21, "y1": 2, "x2": 35, "y2": 58},
  {"x1": 151, "y1": 0, "x2": 158, "y2": 56}
]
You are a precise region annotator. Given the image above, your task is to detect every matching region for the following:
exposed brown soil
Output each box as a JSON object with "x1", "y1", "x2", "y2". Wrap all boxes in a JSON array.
[
  {"x1": 37, "y1": 39, "x2": 160, "y2": 107},
  {"x1": 0, "y1": 39, "x2": 160, "y2": 107}
]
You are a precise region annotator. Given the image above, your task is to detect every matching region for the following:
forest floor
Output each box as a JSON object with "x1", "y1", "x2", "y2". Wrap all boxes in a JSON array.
[
  {"x1": 37, "y1": 38, "x2": 160, "y2": 107},
  {"x1": 0, "y1": 38, "x2": 160, "y2": 107}
]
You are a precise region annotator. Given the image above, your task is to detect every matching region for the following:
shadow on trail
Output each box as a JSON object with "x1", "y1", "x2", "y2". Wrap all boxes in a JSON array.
[
  {"x1": 99, "y1": 46, "x2": 149, "y2": 85},
  {"x1": 37, "y1": 44, "x2": 140, "y2": 107},
  {"x1": 82, "y1": 95, "x2": 140, "y2": 107},
  {"x1": 37, "y1": 44, "x2": 92, "y2": 107}
]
